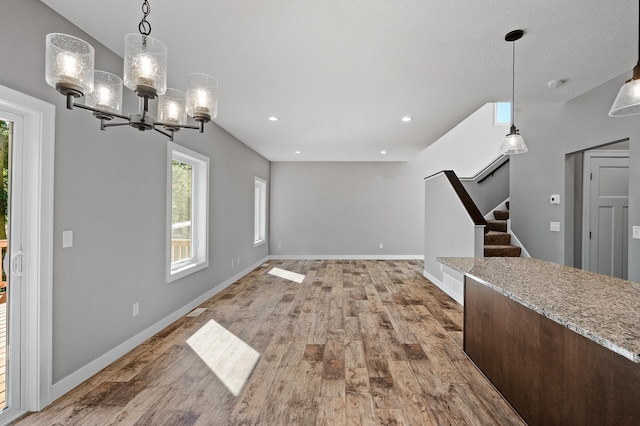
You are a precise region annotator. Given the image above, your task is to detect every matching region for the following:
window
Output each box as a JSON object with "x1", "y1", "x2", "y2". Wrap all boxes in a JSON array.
[
  {"x1": 254, "y1": 177, "x2": 267, "y2": 246},
  {"x1": 494, "y1": 102, "x2": 511, "y2": 125},
  {"x1": 166, "y1": 142, "x2": 209, "y2": 282}
]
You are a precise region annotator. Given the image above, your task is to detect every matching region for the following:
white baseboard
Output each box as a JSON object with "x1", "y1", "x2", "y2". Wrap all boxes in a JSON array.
[
  {"x1": 48, "y1": 256, "x2": 270, "y2": 405},
  {"x1": 422, "y1": 269, "x2": 464, "y2": 305},
  {"x1": 268, "y1": 254, "x2": 424, "y2": 260}
]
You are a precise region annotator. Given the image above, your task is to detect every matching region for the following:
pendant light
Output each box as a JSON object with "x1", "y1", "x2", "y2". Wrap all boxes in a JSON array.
[
  {"x1": 499, "y1": 30, "x2": 528, "y2": 155},
  {"x1": 609, "y1": 0, "x2": 640, "y2": 116},
  {"x1": 45, "y1": 0, "x2": 217, "y2": 141}
]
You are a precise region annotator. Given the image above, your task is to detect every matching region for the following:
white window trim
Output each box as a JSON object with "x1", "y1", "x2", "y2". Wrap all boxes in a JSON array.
[
  {"x1": 166, "y1": 142, "x2": 209, "y2": 283},
  {"x1": 254, "y1": 176, "x2": 267, "y2": 247}
]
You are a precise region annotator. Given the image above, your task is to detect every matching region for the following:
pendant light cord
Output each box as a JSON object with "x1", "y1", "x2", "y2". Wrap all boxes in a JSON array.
[{"x1": 511, "y1": 40, "x2": 516, "y2": 127}]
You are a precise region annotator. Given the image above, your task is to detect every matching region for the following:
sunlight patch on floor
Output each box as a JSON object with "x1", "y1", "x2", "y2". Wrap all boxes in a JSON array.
[
  {"x1": 186, "y1": 319, "x2": 260, "y2": 396},
  {"x1": 268, "y1": 267, "x2": 305, "y2": 283}
]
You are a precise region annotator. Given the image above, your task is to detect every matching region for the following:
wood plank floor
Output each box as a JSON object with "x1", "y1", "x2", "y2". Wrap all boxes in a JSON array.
[{"x1": 16, "y1": 260, "x2": 525, "y2": 425}]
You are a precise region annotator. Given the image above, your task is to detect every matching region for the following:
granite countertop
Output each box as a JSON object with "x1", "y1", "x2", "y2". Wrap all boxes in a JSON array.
[{"x1": 437, "y1": 257, "x2": 640, "y2": 363}]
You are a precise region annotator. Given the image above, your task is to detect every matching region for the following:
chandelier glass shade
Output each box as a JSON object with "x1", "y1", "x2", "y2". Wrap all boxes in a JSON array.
[
  {"x1": 45, "y1": 33, "x2": 95, "y2": 98},
  {"x1": 158, "y1": 88, "x2": 188, "y2": 128},
  {"x1": 124, "y1": 34, "x2": 167, "y2": 98},
  {"x1": 85, "y1": 70, "x2": 123, "y2": 116},
  {"x1": 44, "y1": 1, "x2": 216, "y2": 141}
]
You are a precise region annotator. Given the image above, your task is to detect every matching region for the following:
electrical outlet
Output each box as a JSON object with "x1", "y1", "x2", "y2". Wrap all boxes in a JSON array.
[
  {"x1": 550, "y1": 222, "x2": 560, "y2": 232},
  {"x1": 550, "y1": 194, "x2": 560, "y2": 205},
  {"x1": 133, "y1": 302, "x2": 139, "y2": 317},
  {"x1": 379, "y1": 243, "x2": 383, "y2": 249},
  {"x1": 633, "y1": 226, "x2": 640, "y2": 239}
]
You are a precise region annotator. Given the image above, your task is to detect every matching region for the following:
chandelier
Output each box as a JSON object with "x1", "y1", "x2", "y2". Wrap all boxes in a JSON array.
[{"x1": 45, "y1": 0, "x2": 217, "y2": 141}]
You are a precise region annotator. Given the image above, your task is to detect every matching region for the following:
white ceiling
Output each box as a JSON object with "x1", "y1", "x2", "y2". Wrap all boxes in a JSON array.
[{"x1": 42, "y1": 0, "x2": 636, "y2": 161}]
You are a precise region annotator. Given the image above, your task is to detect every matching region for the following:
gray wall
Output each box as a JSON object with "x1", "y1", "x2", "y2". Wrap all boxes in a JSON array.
[
  {"x1": 462, "y1": 162, "x2": 509, "y2": 216},
  {"x1": 1, "y1": 0, "x2": 269, "y2": 383},
  {"x1": 513, "y1": 75, "x2": 640, "y2": 282},
  {"x1": 424, "y1": 174, "x2": 480, "y2": 284},
  {"x1": 270, "y1": 161, "x2": 423, "y2": 256}
]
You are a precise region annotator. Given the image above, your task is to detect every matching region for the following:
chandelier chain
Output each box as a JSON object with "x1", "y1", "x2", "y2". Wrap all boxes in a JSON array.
[{"x1": 138, "y1": 0, "x2": 152, "y2": 36}]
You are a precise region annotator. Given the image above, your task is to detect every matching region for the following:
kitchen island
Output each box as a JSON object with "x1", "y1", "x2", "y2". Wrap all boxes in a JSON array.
[{"x1": 438, "y1": 257, "x2": 640, "y2": 425}]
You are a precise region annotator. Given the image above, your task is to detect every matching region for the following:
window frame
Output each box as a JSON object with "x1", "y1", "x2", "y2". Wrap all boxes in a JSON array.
[
  {"x1": 166, "y1": 142, "x2": 209, "y2": 283},
  {"x1": 254, "y1": 176, "x2": 267, "y2": 247}
]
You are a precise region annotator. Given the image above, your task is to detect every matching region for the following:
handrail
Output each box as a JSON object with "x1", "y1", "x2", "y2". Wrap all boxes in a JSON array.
[
  {"x1": 458, "y1": 154, "x2": 509, "y2": 182},
  {"x1": 433, "y1": 170, "x2": 487, "y2": 227},
  {"x1": 477, "y1": 157, "x2": 509, "y2": 184}
]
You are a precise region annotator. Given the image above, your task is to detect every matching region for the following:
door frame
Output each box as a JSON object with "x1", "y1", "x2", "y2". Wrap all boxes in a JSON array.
[
  {"x1": 581, "y1": 149, "x2": 630, "y2": 274},
  {"x1": 0, "y1": 84, "x2": 55, "y2": 419}
]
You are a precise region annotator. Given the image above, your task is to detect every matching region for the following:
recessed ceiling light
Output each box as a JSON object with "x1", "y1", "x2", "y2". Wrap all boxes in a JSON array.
[
  {"x1": 546, "y1": 79, "x2": 566, "y2": 89},
  {"x1": 268, "y1": 116, "x2": 279, "y2": 121},
  {"x1": 401, "y1": 116, "x2": 412, "y2": 122},
  {"x1": 380, "y1": 150, "x2": 387, "y2": 154},
  {"x1": 294, "y1": 150, "x2": 301, "y2": 154}
]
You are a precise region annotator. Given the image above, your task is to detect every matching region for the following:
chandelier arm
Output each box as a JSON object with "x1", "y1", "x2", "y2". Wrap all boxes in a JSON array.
[
  {"x1": 153, "y1": 126, "x2": 174, "y2": 140},
  {"x1": 101, "y1": 121, "x2": 132, "y2": 129},
  {"x1": 160, "y1": 123, "x2": 200, "y2": 130},
  {"x1": 73, "y1": 102, "x2": 129, "y2": 120}
]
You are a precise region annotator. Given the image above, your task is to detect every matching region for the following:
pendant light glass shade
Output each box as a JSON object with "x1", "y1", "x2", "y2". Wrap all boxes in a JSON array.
[
  {"x1": 186, "y1": 73, "x2": 218, "y2": 122},
  {"x1": 499, "y1": 125, "x2": 528, "y2": 154},
  {"x1": 85, "y1": 71, "x2": 123, "y2": 115},
  {"x1": 123, "y1": 34, "x2": 167, "y2": 98},
  {"x1": 158, "y1": 89, "x2": 188, "y2": 127},
  {"x1": 610, "y1": 0, "x2": 640, "y2": 117},
  {"x1": 45, "y1": 33, "x2": 95, "y2": 97},
  {"x1": 609, "y1": 65, "x2": 640, "y2": 116}
]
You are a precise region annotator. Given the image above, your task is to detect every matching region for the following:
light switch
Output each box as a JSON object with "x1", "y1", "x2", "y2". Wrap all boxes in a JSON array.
[
  {"x1": 62, "y1": 230, "x2": 73, "y2": 248},
  {"x1": 633, "y1": 226, "x2": 640, "y2": 239},
  {"x1": 550, "y1": 222, "x2": 560, "y2": 232}
]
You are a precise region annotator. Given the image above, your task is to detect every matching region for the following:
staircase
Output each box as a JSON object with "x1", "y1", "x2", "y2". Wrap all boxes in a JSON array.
[{"x1": 484, "y1": 202, "x2": 521, "y2": 257}]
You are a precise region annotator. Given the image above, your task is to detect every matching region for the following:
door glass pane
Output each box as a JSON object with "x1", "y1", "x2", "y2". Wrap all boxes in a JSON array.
[
  {"x1": 0, "y1": 120, "x2": 11, "y2": 410},
  {"x1": 171, "y1": 160, "x2": 192, "y2": 265}
]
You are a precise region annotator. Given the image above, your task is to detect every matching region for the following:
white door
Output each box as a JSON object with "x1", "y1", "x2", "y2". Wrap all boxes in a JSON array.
[
  {"x1": 583, "y1": 151, "x2": 629, "y2": 279},
  {"x1": 0, "y1": 85, "x2": 55, "y2": 422},
  {"x1": 0, "y1": 112, "x2": 24, "y2": 423}
]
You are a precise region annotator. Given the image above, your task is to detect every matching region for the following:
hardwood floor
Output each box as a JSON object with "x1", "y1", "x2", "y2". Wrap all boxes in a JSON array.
[{"x1": 16, "y1": 260, "x2": 525, "y2": 425}]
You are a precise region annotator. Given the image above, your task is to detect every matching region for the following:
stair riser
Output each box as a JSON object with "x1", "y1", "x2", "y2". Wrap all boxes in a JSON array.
[
  {"x1": 485, "y1": 234, "x2": 511, "y2": 245},
  {"x1": 493, "y1": 210, "x2": 510, "y2": 220},
  {"x1": 484, "y1": 246, "x2": 522, "y2": 257},
  {"x1": 487, "y1": 221, "x2": 508, "y2": 232}
]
